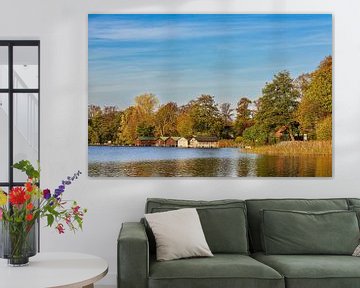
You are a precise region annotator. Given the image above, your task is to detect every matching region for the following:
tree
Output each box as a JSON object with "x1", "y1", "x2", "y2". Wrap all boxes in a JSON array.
[
  {"x1": 294, "y1": 73, "x2": 311, "y2": 98},
  {"x1": 219, "y1": 103, "x2": 235, "y2": 139},
  {"x1": 88, "y1": 105, "x2": 102, "y2": 145},
  {"x1": 88, "y1": 126, "x2": 99, "y2": 144},
  {"x1": 296, "y1": 56, "x2": 332, "y2": 138},
  {"x1": 135, "y1": 93, "x2": 159, "y2": 116},
  {"x1": 220, "y1": 103, "x2": 234, "y2": 124},
  {"x1": 234, "y1": 97, "x2": 253, "y2": 136},
  {"x1": 242, "y1": 124, "x2": 268, "y2": 146},
  {"x1": 118, "y1": 106, "x2": 138, "y2": 145},
  {"x1": 155, "y1": 102, "x2": 178, "y2": 136},
  {"x1": 88, "y1": 105, "x2": 102, "y2": 119},
  {"x1": 316, "y1": 116, "x2": 332, "y2": 140},
  {"x1": 88, "y1": 105, "x2": 122, "y2": 145},
  {"x1": 177, "y1": 111, "x2": 194, "y2": 138},
  {"x1": 255, "y1": 71, "x2": 300, "y2": 141},
  {"x1": 134, "y1": 93, "x2": 158, "y2": 130},
  {"x1": 117, "y1": 93, "x2": 160, "y2": 145},
  {"x1": 136, "y1": 122, "x2": 155, "y2": 137},
  {"x1": 190, "y1": 94, "x2": 223, "y2": 136}
]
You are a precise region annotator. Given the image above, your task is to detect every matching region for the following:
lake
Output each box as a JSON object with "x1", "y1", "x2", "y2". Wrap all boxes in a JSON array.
[{"x1": 88, "y1": 146, "x2": 332, "y2": 177}]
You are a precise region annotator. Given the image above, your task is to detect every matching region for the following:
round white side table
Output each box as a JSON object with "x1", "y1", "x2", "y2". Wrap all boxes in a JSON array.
[{"x1": 0, "y1": 252, "x2": 108, "y2": 288}]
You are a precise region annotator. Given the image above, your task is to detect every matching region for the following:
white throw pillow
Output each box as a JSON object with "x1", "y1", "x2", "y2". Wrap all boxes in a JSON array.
[
  {"x1": 145, "y1": 208, "x2": 213, "y2": 261},
  {"x1": 353, "y1": 244, "x2": 360, "y2": 256}
]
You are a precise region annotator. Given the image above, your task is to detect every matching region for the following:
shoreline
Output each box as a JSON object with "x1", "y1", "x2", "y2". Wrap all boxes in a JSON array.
[{"x1": 241, "y1": 141, "x2": 332, "y2": 156}]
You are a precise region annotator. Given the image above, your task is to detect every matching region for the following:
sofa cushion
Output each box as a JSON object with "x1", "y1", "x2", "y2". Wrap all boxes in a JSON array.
[
  {"x1": 261, "y1": 209, "x2": 359, "y2": 255},
  {"x1": 149, "y1": 254, "x2": 284, "y2": 288},
  {"x1": 145, "y1": 208, "x2": 213, "y2": 261},
  {"x1": 349, "y1": 205, "x2": 360, "y2": 228},
  {"x1": 146, "y1": 198, "x2": 249, "y2": 254},
  {"x1": 252, "y1": 252, "x2": 360, "y2": 288},
  {"x1": 347, "y1": 198, "x2": 360, "y2": 207},
  {"x1": 246, "y1": 198, "x2": 349, "y2": 252}
]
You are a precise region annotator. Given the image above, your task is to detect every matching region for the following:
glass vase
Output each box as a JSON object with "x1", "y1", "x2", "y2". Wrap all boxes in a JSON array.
[{"x1": 0, "y1": 220, "x2": 37, "y2": 266}]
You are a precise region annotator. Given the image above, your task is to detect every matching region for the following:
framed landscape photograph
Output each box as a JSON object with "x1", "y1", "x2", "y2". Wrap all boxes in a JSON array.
[{"x1": 88, "y1": 14, "x2": 332, "y2": 177}]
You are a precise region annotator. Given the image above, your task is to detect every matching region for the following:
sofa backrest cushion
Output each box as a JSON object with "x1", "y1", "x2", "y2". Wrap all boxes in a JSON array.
[
  {"x1": 145, "y1": 198, "x2": 249, "y2": 254},
  {"x1": 261, "y1": 209, "x2": 359, "y2": 255},
  {"x1": 348, "y1": 198, "x2": 360, "y2": 207},
  {"x1": 246, "y1": 198, "x2": 349, "y2": 252},
  {"x1": 347, "y1": 199, "x2": 360, "y2": 228}
]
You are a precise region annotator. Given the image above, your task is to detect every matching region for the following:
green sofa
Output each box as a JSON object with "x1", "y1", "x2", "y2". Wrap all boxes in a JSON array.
[{"x1": 118, "y1": 198, "x2": 360, "y2": 288}]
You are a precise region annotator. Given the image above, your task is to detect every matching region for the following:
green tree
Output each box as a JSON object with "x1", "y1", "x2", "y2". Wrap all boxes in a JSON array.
[
  {"x1": 234, "y1": 97, "x2": 253, "y2": 136},
  {"x1": 88, "y1": 126, "x2": 99, "y2": 144},
  {"x1": 219, "y1": 103, "x2": 235, "y2": 139},
  {"x1": 137, "y1": 122, "x2": 155, "y2": 137},
  {"x1": 296, "y1": 56, "x2": 332, "y2": 138},
  {"x1": 88, "y1": 105, "x2": 122, "y2": 145},
  {"x1": 256, "y1": 71, "x2": 300, "y2": 141},
  {"x1": 190, "y1": 94, "x2": 223, "y2": 136},
  {"x1": 242, "y1": 124, "x2": 268, "y2": 146}
]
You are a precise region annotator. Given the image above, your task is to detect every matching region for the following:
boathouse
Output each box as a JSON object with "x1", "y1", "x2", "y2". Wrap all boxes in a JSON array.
[
  {"x1": 189, "y1": 136, "x2": 219, "y2": 148},
  {"x1": 156, "y1": 136, "x2": 169, "y2": 147},
  {"x1": 135, "y1": 136, "x2": 157, "y2": 147},
  {"x1": 177, "y1": 137, "x2": 189, "y2": 148},
  {"x1": 165, "y1": 136, "x2": 180, "y2": 147}
]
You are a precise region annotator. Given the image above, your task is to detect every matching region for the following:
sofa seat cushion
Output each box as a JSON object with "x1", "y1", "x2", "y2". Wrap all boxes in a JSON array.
[
  {"x1": 252, "y1": 252, "x2": 360, "y2": 288},
  {"x1": 149, "y1": 254, "x2": 284, "y2": 288}
]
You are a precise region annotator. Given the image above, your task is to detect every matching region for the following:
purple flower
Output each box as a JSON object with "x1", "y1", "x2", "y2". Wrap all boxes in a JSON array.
[
  {"x1": 43, "y1": 189, "x2": 51, "y2": 200},
  {"x1": 54, "y1": 189, "x2": 63, "y2": 197},
  {"x1": 54, "y1": 171, "x2": 82, "y2": 199}
]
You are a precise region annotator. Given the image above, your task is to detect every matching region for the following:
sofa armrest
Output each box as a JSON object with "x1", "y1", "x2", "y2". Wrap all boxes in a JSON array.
[{"x1": 118, "y1": 222, "x2": 149, "y2": 288}]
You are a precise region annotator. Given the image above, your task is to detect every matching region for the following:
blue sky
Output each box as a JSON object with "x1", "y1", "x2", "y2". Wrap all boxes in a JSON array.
[{"x1": 88, "y1": 14, "x2": 332, "y2": 109}]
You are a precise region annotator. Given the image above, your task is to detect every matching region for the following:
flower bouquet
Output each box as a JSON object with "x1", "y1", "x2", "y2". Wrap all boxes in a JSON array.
[{"x1": 0, "y1": 160, "x2": 87, "y2": 266}]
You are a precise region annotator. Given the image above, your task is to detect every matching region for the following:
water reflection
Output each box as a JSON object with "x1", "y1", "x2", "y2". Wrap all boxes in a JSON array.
[
  {"x1": 88, "y1": 147, "x2": 332, "y2": 177},
  {"x1": 255, "y1": 155, "x2": 332, "y2": 177}
]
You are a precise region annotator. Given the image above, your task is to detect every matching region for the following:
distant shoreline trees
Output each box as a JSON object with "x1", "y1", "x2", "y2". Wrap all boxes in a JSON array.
[{"x1": 88, "y1": 56, "x2": 332, "y2": 146}]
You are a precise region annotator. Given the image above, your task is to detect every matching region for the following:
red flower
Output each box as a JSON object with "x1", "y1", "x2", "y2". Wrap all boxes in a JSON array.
[
  {"x1": 26, "y1": 214, "x2": 33, "y2": 221},
  {"x1": 26, "y1": 203, "x2": 34, "y2": 210},
  {"x1": 25, "y1": 182, "x2": 33, "y2": 192},
  {"x1": 65, "y1": 214, "x2": 71, "y2": 225},
  {"x1": 56, "y1": 223, "x2": 65, "y2": 234},
  {"x1": 24, "y1": 193, "x2": 31, "y2": 201},
  {"x1": 9, "y1": 187, "x2": 26, "y2": 205},
  {"x1": 72, "y1": 205, "x2": 80, "y2": 215}
]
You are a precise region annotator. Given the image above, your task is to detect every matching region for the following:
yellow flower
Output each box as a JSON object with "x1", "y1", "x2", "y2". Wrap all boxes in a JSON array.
[{"x1": 0, "y1": 190, "x2": 7, "y2": 206}]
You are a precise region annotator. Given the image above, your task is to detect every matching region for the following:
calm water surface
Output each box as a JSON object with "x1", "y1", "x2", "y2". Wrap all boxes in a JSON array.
[{"x1": 88, "y1": 146, "x2": 332, "y2": 177}]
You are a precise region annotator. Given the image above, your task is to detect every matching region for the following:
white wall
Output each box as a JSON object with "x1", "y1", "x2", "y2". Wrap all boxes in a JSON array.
[{"x1": 1, "y1": 0, "x2": 360, "y2": 286}]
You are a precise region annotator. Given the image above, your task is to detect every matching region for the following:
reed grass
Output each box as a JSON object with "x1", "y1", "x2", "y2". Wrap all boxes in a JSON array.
[
  {"x1": 242, "y1": 141, "x2": 332, "y2": 156},
  {"x1": 218, "y1": 139, "x2": 238, "y2": 148}
]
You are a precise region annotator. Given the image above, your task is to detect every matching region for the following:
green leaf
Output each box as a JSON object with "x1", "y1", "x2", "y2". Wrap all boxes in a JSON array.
[
  {"x1": 47, "y1": 214, "x2": 54, "y2": 227},
  {"x1": 12, "y1": 160, "x2": 40, "y2": 180}
]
